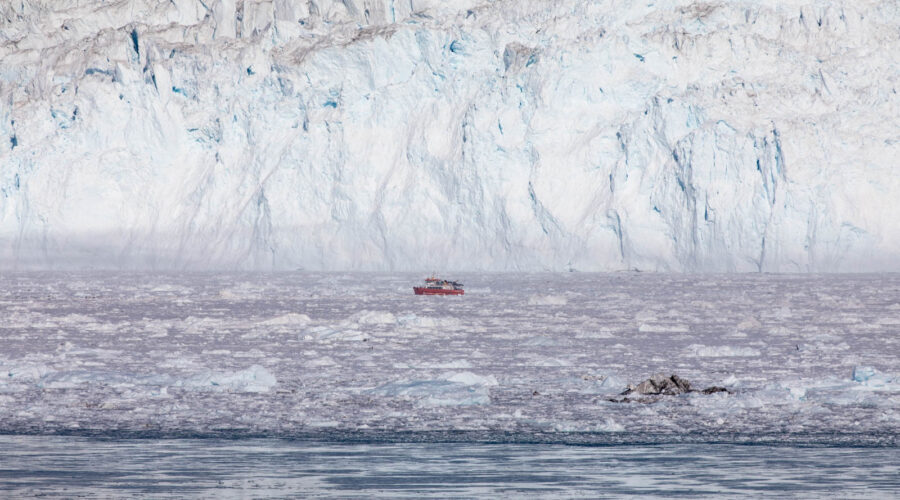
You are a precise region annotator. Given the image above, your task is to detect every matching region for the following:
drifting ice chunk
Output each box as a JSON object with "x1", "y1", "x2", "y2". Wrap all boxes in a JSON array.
[
  {"x1": 527, "y1": 294, "x2": 568, "y2": 306},
  {"x1": 597, "y1": 418, "x2": 625, "y2": 432},
  {"x1": 4, "y1": 362, "x2": 277, "y2": 393},
  {"x1": 444, "y1": 371, "x2": 498, "y2": 387},
  {"x1": 371, "y1": 380, "x2": 491, "y2": 406},
  {"x1": 181, "y1": 365, "x2": 277, "y2": 393},
  {"x1": 852, "y1": 366, "x2": 894, "y2": 388},
  {"x1": 414, "y1": 360, "x2": 472, "y2": 369},
  {"x1": 852, "y1": 366, "x2": 877, "y2": 383},
  {"x1": 689, "y1": 345, "x2": 761, "y2": 357},
  {"x1": 260, "y1": 313, "x2": 311, "y2": 326},
  {"x1": 353, "y1": 310, "x2": 397, "y2": 325},
  {"x1": 369, "y1": 371, "x2": 497, "y2": 406},
  {"x1": 305, "y1": 326, "x2": 367, "y2": 341},
  {"x1": 398, "y1": 314, "x2": 461, "y2": 329},
  {"x1": 2, "y1": 363, "x2": 55, "y2": 383},
  {"x1": 639, "y1": 323, "x2": 690, "y2": 333},
  {"x1": 577, "y1": 373, "x2": 625, "y2": 395}
]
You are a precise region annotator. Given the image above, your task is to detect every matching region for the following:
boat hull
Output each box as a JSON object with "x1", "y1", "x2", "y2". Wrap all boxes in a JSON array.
[{"x1": 413, "y1": 287, "x2": 464, "y2": 296}]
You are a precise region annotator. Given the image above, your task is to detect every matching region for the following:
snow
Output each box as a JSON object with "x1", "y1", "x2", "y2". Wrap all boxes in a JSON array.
[
  {"x1": 1, "y1": 1, "x2": 899, "y2": 272},
  {"x1": 0, "y1": 272, "x2": 897, "y2": 443}
]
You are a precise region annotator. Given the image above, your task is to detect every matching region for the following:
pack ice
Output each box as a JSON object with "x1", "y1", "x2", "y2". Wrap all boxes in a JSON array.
[
  {"x1": 1, "y1": 272, "x2": 898, "y2": 442},
  {"x1": 1, "y1": 1, "x2": 899, "y2": 271}
]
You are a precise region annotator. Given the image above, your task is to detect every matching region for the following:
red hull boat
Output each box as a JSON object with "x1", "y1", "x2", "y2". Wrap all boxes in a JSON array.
[{"x1": 413, "y1": 276, "x2": 464, "y2": 295}]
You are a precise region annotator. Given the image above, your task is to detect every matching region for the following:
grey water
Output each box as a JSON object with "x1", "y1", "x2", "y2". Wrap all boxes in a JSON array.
[{"x1": 1, "y1": 436, "x2": 898, "y2": 498}]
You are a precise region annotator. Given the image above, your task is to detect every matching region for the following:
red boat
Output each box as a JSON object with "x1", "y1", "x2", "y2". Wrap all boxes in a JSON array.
[{"x1": 413, "y1": 276, "x2": 464, "y2": 295}]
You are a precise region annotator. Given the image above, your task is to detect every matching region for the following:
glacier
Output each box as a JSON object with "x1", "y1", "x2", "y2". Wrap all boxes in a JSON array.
[{"x1": 1, "y1": 0, "x2": 899, "y2": 271}]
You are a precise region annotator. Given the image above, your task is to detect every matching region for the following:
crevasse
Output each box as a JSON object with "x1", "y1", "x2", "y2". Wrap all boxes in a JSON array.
[{"x1": 1, "y1": 0, "x2": 898, "y2": 271}]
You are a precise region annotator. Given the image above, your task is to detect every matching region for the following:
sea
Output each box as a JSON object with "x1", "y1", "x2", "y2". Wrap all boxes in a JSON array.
[{"x1": 1, "y1": 272, "x2": 898, "y2": 497}]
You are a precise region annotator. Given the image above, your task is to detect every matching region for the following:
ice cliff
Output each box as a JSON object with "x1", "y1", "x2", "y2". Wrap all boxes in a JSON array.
[{"x1": 1, "y1": 0, "x2": 898, "y2": 271}]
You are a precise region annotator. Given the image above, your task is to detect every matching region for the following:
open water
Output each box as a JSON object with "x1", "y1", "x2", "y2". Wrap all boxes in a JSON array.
[{"x1": 1, "y1": 436, "x2": 898, "y2": 498}]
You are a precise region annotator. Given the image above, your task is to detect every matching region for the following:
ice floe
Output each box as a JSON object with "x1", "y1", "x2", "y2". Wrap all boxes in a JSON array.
[
  {"x1": 370, "y1": 371, "x2": 498, "y2": 407},
  {"x1": 527, "y1": 295, "x2": 568, "y2": 306},
  {"x1": 688, "y1": 345, "x2": 762, "y2": 357},
  {"x1": 259, "y1": 313, "x2": 312, "y2": 326},
  {"x1": 2, "y1": 362, "x2": 277, "y2": 393}
]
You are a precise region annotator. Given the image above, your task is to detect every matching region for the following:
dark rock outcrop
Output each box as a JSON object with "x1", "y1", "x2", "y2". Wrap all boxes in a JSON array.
[
  {"x1": 608, "y1": 373, "x2": 731, "y2": 403},
  {"x1": 623, "y1": 373, "x2": 692, "y2": 396}
]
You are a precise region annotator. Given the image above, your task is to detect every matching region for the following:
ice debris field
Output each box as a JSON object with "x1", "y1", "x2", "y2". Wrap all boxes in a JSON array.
[
  {"x1": 2, "y1": 1, "x2": 900, "y2": 272},
  {"x1": 1, "y1": 272, "x2": 898, "y2": 444}
]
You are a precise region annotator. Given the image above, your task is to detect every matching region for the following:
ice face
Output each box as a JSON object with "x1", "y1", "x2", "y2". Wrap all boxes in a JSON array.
[
  {"x1": 1, "y1": 1, "x2": 899, "y2": 271},
  {"x1": 0, "y1": 272, "x2": 898, "y2": 443}
]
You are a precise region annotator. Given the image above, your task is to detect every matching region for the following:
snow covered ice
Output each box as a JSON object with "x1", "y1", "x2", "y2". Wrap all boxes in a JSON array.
[
  {"x1": 0, "y1": 272, "x2": 898, "y2": 444},
  {"x1": 1, "y1": 1, "x2": 900, "y2": 272}
]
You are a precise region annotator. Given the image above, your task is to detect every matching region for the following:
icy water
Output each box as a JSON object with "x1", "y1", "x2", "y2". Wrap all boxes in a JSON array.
[
  {"x1": 2, "y1": 436, "x2": 898, "y2": 498},
  {"x1": 1, "y1": 272, "x2": 898, "y2": 495}
]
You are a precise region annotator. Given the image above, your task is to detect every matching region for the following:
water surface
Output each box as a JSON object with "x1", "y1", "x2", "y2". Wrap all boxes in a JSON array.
[{"x1": 2, "y1": 436, "x2": 898, "y2": 498}]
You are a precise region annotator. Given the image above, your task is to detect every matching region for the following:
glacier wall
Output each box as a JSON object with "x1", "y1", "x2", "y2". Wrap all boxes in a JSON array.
[{"x1": 1, "y1": 0, "x2": 898, "y2": 271}]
